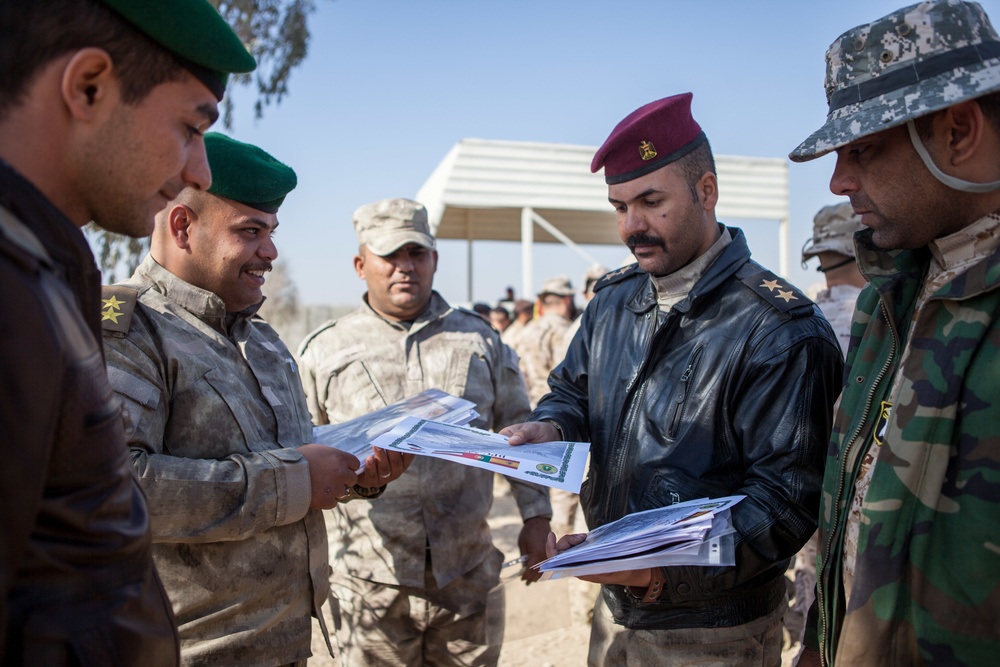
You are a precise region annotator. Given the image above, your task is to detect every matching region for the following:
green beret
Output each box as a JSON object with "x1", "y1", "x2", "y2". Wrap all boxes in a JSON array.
[
  {"x1": 98, "y1": 0, "x2": 255, "y2": 100},
  {"x1": 205, "y1": 133, "x2": 297, "y2": 214}
]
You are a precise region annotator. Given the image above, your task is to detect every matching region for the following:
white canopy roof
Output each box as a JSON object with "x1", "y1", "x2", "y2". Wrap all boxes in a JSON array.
[{"x1": 416, "y1": 138, "x2": 789, "y2": 298}]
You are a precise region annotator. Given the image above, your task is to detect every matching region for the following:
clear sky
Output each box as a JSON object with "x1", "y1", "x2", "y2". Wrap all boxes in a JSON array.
[{"x1": 224, "y1": 0, "x2": 1000, "y2": 308}]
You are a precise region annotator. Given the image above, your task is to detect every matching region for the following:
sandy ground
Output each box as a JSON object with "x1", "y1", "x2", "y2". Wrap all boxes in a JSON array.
[{"x1": 308, "y1": 477, "x2": 800, "y2": 666}]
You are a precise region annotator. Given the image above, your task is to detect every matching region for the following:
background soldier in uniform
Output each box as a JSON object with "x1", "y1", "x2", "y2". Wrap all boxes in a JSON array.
[
  {"x1": 501, "y1": 298, "x2": 534, "y2": 353},
  {"x1": 518, "y1": 275, "x2": 577, "y2": 407},
  {"x1": 297, "y1": 198, "x2": 552, "y2": 667},
  {"x1": 0, "y1": 1, "x2": 253, "y2": 663},
  {"x1": 801, "y1": 202, "x2": 867, "y2": 355},
  {"x1": 790, "y1": 1, "x2": 1000, "y2": 664},
  {"x1": 504, "y1": 93, "x2": 843, "y2": 666},
  {"x1": 785, "y1": 203, "x2": 866, "y2": 654},
  {"x1": 102, "y1": 133, "x2": 402, "y2": 665}
]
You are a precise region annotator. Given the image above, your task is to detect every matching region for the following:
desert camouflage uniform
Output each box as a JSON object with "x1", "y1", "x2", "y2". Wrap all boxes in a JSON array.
[
  {"x1": 102, "y1": 256, "x2": 330, "y2": 667},
  {"x1": 815, "y1": 218, "x2": 1000, "y2": 666},
  {"x1": 297, "y1": 291, "x2": 550, "y2": 666},
  {"x1": 501, "y1": 318, "x2": 527, "y2": 349},
  {"x1": 501, "y1": 318, "x2": 530, "y2": 380},
  {"x1": 518, "y1": 311, "x2": 572, "y2": 407}
]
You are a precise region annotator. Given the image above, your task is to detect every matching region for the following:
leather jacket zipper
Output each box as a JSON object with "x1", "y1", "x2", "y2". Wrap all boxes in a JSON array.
[
  {"x1": 818, "y1": 297, "x2": 897, "y2": 667},
  {"x1": 668, "y1": 346, "x2": 703, "y2": 439}
]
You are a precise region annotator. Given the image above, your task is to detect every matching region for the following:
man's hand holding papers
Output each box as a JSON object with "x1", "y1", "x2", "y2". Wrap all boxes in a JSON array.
[{"x1": 534, "y1": 497, "x2": 745, "y2": 592}]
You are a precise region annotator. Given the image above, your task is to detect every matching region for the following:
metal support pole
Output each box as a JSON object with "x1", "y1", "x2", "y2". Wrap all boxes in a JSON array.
[{"x1": 521, "y1": 207, "x2": 534, "y2": 299}]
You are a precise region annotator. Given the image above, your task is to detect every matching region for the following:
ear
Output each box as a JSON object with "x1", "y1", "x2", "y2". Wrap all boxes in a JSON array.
[
  {"x1": 354, "y1": 250, "x2": 366, "y2": 280},
  {"x1": 940, "y1": 100, "x2": 986, "y2": 167},
  {"x1": 696, "y1": 172, "x2": 719, "y2": 211},
  {"x1": 60, "y1": 48, "x2": 119, "y2": 123},
  {"x1": 431, "y1": 249, "x2": 439, "y2": 274},
  {"x1": 167, "y1": 204, "x2": 196, "y2": 251}
]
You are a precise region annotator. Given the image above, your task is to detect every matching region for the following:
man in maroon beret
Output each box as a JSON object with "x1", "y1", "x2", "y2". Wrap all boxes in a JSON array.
[{"x1": 502, "y1": 93, "x2": 844, "y2": 665}]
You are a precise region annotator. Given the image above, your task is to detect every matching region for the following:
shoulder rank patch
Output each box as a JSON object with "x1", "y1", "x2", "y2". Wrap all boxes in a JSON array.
[
  {"x1": 594, "y1": 263, "x2": 640, "y2": 292},
  {"x1": 100, "y1": 285, "x2": 138, "y2": 334},
  {"x1": 741, "y1": 270, "x2": 810, "y2": 314}
]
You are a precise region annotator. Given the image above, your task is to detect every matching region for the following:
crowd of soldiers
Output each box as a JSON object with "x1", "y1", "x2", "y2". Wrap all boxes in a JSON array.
[{"x1": 3, "y1": 1, "x2": 1000, "y2": 667}]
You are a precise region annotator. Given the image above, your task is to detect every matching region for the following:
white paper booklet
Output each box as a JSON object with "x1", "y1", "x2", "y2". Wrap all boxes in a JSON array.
[
  {"x1": 370, "y1": 416, "x2": 590, "y2": 492},
  {"x1": 536, "y1": 496, "x2": 745, "y2": 579},
  {"x1": 311, "y1": 389, "x2": 479, "y2": 462}
]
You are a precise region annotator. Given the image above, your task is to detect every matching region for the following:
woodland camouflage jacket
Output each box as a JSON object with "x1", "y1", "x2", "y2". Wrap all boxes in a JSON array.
[{"x1": 815, "y1": 224, "x2": 1000, "y2": 666}]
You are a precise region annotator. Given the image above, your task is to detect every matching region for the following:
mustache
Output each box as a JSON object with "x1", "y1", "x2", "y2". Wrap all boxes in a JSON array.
[
  {"x1": 245, "y1": 263, "x2": 273, "y2": 273},
  {"x1": 626, "y1": 234, "x2": 666, "y2": 252}
]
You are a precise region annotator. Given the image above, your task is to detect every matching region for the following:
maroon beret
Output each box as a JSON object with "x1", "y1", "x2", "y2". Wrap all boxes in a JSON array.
[{"x1": 592, "y1": 93, "x2": 706, "y2": 185}]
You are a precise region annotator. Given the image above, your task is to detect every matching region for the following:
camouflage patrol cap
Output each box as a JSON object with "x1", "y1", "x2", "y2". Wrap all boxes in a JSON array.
[
  {"x1": 354, "y1": 198, "x2": 435, "y2": 257},
  {"x1": 98, "y1": 0, "x2": 256, "y2": 100},
  {"x1": 538, "y1": 275, "x2": 575, "y2": 298},
  {"x1": 790, "y1": 0, "x2": 1000, "y2": 162},
  {"x1": 802, "y1": 202, "x2": 865, "y2": 261}
]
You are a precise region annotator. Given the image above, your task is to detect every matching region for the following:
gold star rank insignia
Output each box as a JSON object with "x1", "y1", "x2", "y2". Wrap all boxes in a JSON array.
[
  {"x1": 776, "y1": 289, "x2": 798, "y2": 303},
  {"x1": 639, "y1": 141, "x2": 657, "y2": 161},
  {"x1": 102, "y1": 295, "x2": 124, "y2": 310},
  {"x1": 100, "y1": 285, "x2": 138, "y2": 335},
  {"x1": 743, "y1": 271, "x2": 808, "y2": 313},
  {"x1": 759, "y1": 279, "x2": 781, "y2": 292}
]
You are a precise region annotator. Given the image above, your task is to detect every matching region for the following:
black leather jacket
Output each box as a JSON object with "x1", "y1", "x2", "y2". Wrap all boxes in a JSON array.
[
  {"x1": 0, "y1": 162, "x2": 178, "y2": 665},
  {"x1": 532, "y1": 228, "x2": 843, "y2": 630}
]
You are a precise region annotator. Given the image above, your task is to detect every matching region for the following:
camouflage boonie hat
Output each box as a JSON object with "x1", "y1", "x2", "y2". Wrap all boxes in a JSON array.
[
  {"x1": 581, "y1": 264, "x2": 610, "y2": 295},
  {"x1": 802, "y1": 202, "x2": 865, "y2": 261},
  {"x1": 790, "y1": 0, "x2": 1000, "y2": 162}
]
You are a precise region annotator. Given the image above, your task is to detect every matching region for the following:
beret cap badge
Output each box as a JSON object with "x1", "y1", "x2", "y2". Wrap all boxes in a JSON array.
[{"x1": 639, "y1": 141, "x2": 657, "y2": 161}]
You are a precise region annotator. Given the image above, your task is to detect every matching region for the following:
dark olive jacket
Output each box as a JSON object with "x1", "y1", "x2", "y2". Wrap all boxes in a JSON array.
[
  {"x1": 532, "y1": 227, "x2": 843, "y2": 630},
  {"x1": 0, "y1": 162, "x2": 178, "y2": 665}
]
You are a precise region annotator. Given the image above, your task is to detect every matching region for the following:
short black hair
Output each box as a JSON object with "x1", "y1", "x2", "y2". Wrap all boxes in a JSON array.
[
  {"x1": 673, "y1": 139, "x2": 716, "y2": 203},
  {"x1": 0, "y1": 0, "x2": 187, "y2": 122}
]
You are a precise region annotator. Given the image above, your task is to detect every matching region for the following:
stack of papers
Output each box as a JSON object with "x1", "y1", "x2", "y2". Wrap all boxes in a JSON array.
[
  {"x1": 371, "y1": 416, "x2": 590, "y2": 492},
  {"x1": 312, "y1": 389, "x2": 479, "y2": 463},
  {"x1": 536, "y1": 496, "x2": 745, "y2": 580}
]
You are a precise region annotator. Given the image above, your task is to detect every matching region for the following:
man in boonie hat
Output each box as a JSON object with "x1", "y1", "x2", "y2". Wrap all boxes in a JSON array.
[
  {"x1": 101, "y1": 134, "x2": 409, "y2": 665},
  {"x1": 791, "y1": 2, "x2": 1000, "y2": 665},
  {"x1": 502, "y1": 93, "x2": 842, "y2": 666},
  {"x1": 786, "y1": 203, "x2": 867, "y2": 656},
  {"x1": 297, "y1": 198, "x2": 551, "y2": 667},
  {"x1": 799, "y1": 202, "x2": 867, "y2": 356},
  {"x1": 0, "y1": 1, "x2": 254, "y2": 664}
]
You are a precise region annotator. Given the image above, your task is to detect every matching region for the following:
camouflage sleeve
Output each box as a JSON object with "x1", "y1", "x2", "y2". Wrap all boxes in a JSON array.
[{"x1": 104, "y1": 319, "x2": 313, "y2": 543}]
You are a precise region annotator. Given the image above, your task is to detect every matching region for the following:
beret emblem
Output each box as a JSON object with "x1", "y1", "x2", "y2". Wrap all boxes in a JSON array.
[{"x1": 638, "y1": 141, "x2": 657, "y2": 161}]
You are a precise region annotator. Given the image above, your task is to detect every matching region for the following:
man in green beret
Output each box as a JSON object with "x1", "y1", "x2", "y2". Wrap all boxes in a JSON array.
[
  {"x1": 0, "y1": 1, "x2": 253, "y2": 664},
  {"x1": 99, "y1": 133, "x2": 410, "y2": 665}
]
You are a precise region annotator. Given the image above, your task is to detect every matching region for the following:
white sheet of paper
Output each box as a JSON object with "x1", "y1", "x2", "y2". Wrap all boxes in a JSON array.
[
  {"x1": 536, "y1": 496, "x2": 744, "y2": 576},
  {"x1": 311, "y1": 389, "x2": 478, "y2": 472},
  {"x1": 371, "y1": 416, "x2": 590, "y2": 492}
]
